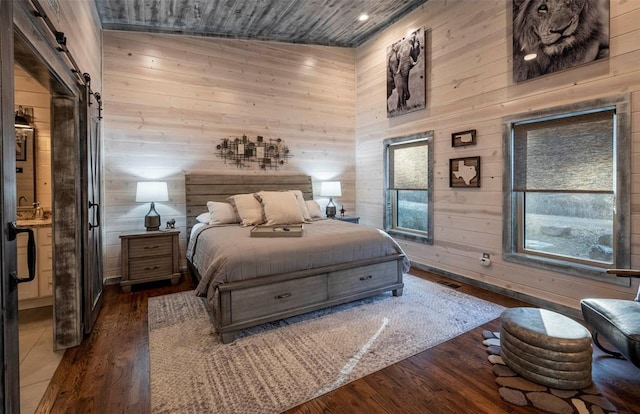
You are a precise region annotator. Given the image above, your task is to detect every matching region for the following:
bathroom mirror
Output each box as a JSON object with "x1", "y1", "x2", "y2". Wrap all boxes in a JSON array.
[{"x1": 16, "y1": 125, "x2": 36, "y2": 208}]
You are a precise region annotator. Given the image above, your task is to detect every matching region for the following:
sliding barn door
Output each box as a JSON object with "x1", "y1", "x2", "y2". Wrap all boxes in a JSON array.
[
  {"x1": 82, "y1": 87, "x2": 103, "y2": 334},
  {"x1": 1, "y1": 1, "x2": 20, "y2": 411}
]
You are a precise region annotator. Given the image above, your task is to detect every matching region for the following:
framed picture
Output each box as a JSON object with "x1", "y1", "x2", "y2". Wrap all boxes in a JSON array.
[
  {"x1": 16, "y1": 135, "x2": 27, "y2": 161},
  {"x1": 451, "y1": 130, "x2": 476, "y2": 147},
  {"x1": 386, "y1": 27, "x2": 425, "y2": 118},
  {"x1": 450, "y1": 156, "x2": 480, "y2": 188},
  {"x1": 512, "y1": 0, "x2": 610, "y2": 82}
]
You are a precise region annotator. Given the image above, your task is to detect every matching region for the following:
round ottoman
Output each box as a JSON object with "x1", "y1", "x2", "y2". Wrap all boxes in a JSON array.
[{"x1": 500, "y1": 307, "x2": 593, "y2": 390}]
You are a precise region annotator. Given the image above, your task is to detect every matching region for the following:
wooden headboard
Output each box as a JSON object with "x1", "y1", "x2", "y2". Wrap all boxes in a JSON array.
[{"x1": 185, "y1": 174, "x2": 313, "y2": 231}]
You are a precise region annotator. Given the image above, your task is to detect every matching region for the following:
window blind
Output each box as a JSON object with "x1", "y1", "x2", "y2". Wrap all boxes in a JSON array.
[
  {"x1": 513, "y1": 109, "x2": 614, "y2": 193},
  {"x1": 389, "y1": 140, "x2": 428, "y2": 190}
]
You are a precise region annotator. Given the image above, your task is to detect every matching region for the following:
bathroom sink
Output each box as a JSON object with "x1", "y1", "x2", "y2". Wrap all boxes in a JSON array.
[{"x1": 16, "y1": 218, "x2": 52, "y2": 227}]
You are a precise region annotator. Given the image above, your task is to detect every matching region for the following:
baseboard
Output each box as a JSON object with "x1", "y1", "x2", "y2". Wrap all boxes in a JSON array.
[
  {"x1": 410, "y1": 262, "x2": 583, "y2": 321},
  {"x1": 103, "y1": 266, "x2": 188, "y2": 287},
  {"x1": 103, "y1": 276, "x2": 121, "y2": 286},
  {"x1": 18, "y1": 296, "x2": 53, "y2": 310}
]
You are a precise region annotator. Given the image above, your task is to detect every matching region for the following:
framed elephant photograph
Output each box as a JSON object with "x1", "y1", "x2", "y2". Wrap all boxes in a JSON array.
[{"x1": 386, "y1": 27, "x2": 425, "y2": 118}]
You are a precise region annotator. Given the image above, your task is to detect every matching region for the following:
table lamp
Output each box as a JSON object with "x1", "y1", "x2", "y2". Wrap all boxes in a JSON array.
[
  {"x1": 136, "y1": 181, "x2": 169, "y2": 231},
  {"x1": 320, "y1": 181, "x2": 341, "y2": 218}
]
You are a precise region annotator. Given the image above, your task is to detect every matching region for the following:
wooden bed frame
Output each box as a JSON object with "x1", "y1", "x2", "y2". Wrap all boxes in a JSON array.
[{"x1": 185, "y1": 174, "x2": 405, "y2": 343}]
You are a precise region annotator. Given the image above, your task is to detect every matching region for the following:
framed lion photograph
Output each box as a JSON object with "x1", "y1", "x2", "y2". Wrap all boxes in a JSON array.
[
  {"x1": 512, "y1": 0, "x2": 610, "y2": 82},
  {"x1": 386, "y1": 27, "x2": 426, "y2": 118}
]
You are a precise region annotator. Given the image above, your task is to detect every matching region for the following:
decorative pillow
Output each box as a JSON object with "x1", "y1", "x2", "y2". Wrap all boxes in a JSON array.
[
  {"x1": 227, "y1": 194, "x2": 264, "y2": 226},
  {"x1": 289, "y1": 190, "x2": 312, "y2": 221},
  {"x1": 196, "y1": 212, "x2": 211, "y2": 223},
  {"x1": 255, "y1": 191, "x2": 305, "y2": 225},
  {"x1": 206, "y1": 201, "x2": 240, "y2": 225},
  {"x1": 305, "y1": 200, "x2": 324, "y2": 219}
]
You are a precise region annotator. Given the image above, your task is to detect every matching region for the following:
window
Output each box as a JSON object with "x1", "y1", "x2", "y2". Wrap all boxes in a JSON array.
[
  {"x1": 384, "y1": 131, "x2": 433, "y2": 244},
  {"x1": 503, "y1": 96, "x2": 631, "y2": 284}
]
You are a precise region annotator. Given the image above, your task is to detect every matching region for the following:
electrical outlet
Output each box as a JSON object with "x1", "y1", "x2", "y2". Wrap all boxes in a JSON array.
[{"x1": 482, "y1": 253, "x2": 490, "y2": 259}]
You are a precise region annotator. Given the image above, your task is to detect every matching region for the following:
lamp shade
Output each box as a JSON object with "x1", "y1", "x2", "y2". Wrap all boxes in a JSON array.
[
  {"x1": 320, "y1": 181, "x2": 342, "y2": 197},
  {"x1": 135, "y1": 181, "x2": 169, "y2": 203}
]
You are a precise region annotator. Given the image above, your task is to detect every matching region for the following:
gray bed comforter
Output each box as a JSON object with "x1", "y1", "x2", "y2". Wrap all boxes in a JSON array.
[{"x1": 187, "y1": 219, "x2": 410, "y2": 304}]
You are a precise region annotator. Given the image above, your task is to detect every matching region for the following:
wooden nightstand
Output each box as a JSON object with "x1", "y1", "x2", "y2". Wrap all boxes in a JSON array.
[
  {"x1": 120, "y1": 230, "x2": 181, "y2": 292},
  {"x1": 332, "y1": 216, "x2": 360, "y2": 224}
]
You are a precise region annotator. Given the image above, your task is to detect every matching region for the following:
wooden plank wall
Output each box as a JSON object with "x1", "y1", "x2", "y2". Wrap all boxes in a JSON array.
[
  {"x1": 38, "y1": 0, "x2": 103, "y2": 92},
  {"x1": 14, "y1": 66, "x2": 51, "y2": 210},
  {"x1": 354, "y1": 0, "x2": 640, "y2": 311},
  {"x1": 102, "y1": 32, "x2": 356, "y2": 279}
]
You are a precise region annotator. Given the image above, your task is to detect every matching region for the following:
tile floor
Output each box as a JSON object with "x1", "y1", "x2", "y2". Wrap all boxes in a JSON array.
[{"x1": 18, "y1": 306, "x2": 64, "y2": 414}]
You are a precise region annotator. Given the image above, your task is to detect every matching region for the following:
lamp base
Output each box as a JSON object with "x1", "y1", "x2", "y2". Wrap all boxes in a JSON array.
[
  {"x1": 144, "y1": 202, "x2": 161, "y2": 231},
  {"x1": 325, "y1": 198, "x2": 337, "y2": 218}
]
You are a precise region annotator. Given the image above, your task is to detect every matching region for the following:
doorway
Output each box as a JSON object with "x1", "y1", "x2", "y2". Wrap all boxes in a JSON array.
[
  {"x1": 14, "y1": 65, "x2": 53, "y2": 308},
  {"x1": 14, "y1": 60, "x2": 60, "y2": 413},
  {"x1": 2, "y1": 2, "x2": 104, "y2": 411},
  {"x1": 12, "y1": 1, "x2": 104, "y2": 350}
]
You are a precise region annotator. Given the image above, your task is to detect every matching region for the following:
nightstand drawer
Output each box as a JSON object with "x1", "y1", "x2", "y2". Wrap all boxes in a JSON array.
[
  {"x1": 128, "y1": 256, "x2": 174, "y2": 280},
  {"x1": 128, "y1": 237, "x2": 174, "y2": 258}
]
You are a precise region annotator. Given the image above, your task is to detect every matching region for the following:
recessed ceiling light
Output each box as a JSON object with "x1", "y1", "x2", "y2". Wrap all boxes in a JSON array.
[
  {"x1": 358, "y1": 14, "x2": 369, "y2": 22},
  {"x1": 524, "y1": 53, "x2": 537, "y2": 61}
]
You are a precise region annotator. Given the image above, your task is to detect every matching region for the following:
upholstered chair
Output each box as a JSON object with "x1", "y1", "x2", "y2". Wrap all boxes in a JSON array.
[{"x1": 580, "y1": 270, "x2": 640, "y2": 368}]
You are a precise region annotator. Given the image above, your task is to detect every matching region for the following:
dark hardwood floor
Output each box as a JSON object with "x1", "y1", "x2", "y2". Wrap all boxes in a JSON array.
[{"x1": 36, "y1": 269, "x2": 640, "y2": 413}]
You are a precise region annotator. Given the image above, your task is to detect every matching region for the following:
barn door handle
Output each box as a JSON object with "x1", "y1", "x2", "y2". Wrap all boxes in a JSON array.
[
  {"x1": 7, "y1": 222, "x2": 37, "y2": 283},
  {"x1": 89, "y1": 201, "x2": 101, "y2": 229}
]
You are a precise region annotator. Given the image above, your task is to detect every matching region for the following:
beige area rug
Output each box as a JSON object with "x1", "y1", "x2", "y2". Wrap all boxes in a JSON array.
[
  {"x1": 148, "y1": 275, "x2": 505, "y2": 414},
  {"x1": 482, "y1": 330, "x2": 618, "y2": 413}
]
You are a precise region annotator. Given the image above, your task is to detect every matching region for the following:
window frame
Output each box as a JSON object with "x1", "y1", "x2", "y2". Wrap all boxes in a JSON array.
[
  {"x1": 383, "y1": 131, "x2": 434, "y2": 244},
  {"x1": 502, "y1": 96, "x2": 631, "y2": 286}
]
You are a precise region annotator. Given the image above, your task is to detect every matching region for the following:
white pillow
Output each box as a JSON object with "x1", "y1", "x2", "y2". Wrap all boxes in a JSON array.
[
  {"x1": 227, "y1": 194, "x2": 264, "y2": 226},
  {"x1": 289, "y1": 190, "x2": 312, "y2": 221},
  {"x1": 206, "y1": 201, "x2": 240, "y2": 225},
  {"x1": 196, "y1": 212, "x2": 211, "y2": 223},
  {"x1": 305, "y1": 200, "x2": 324, "y2": 219},
  {"x1": 255, "y1": 191, "x2": 305, "y2": 225}
]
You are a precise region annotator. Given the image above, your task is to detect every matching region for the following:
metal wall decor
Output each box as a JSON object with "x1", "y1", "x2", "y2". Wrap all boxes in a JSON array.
[{"x1": 216, "y1": 135, "x2": 292, "y2": 169}]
